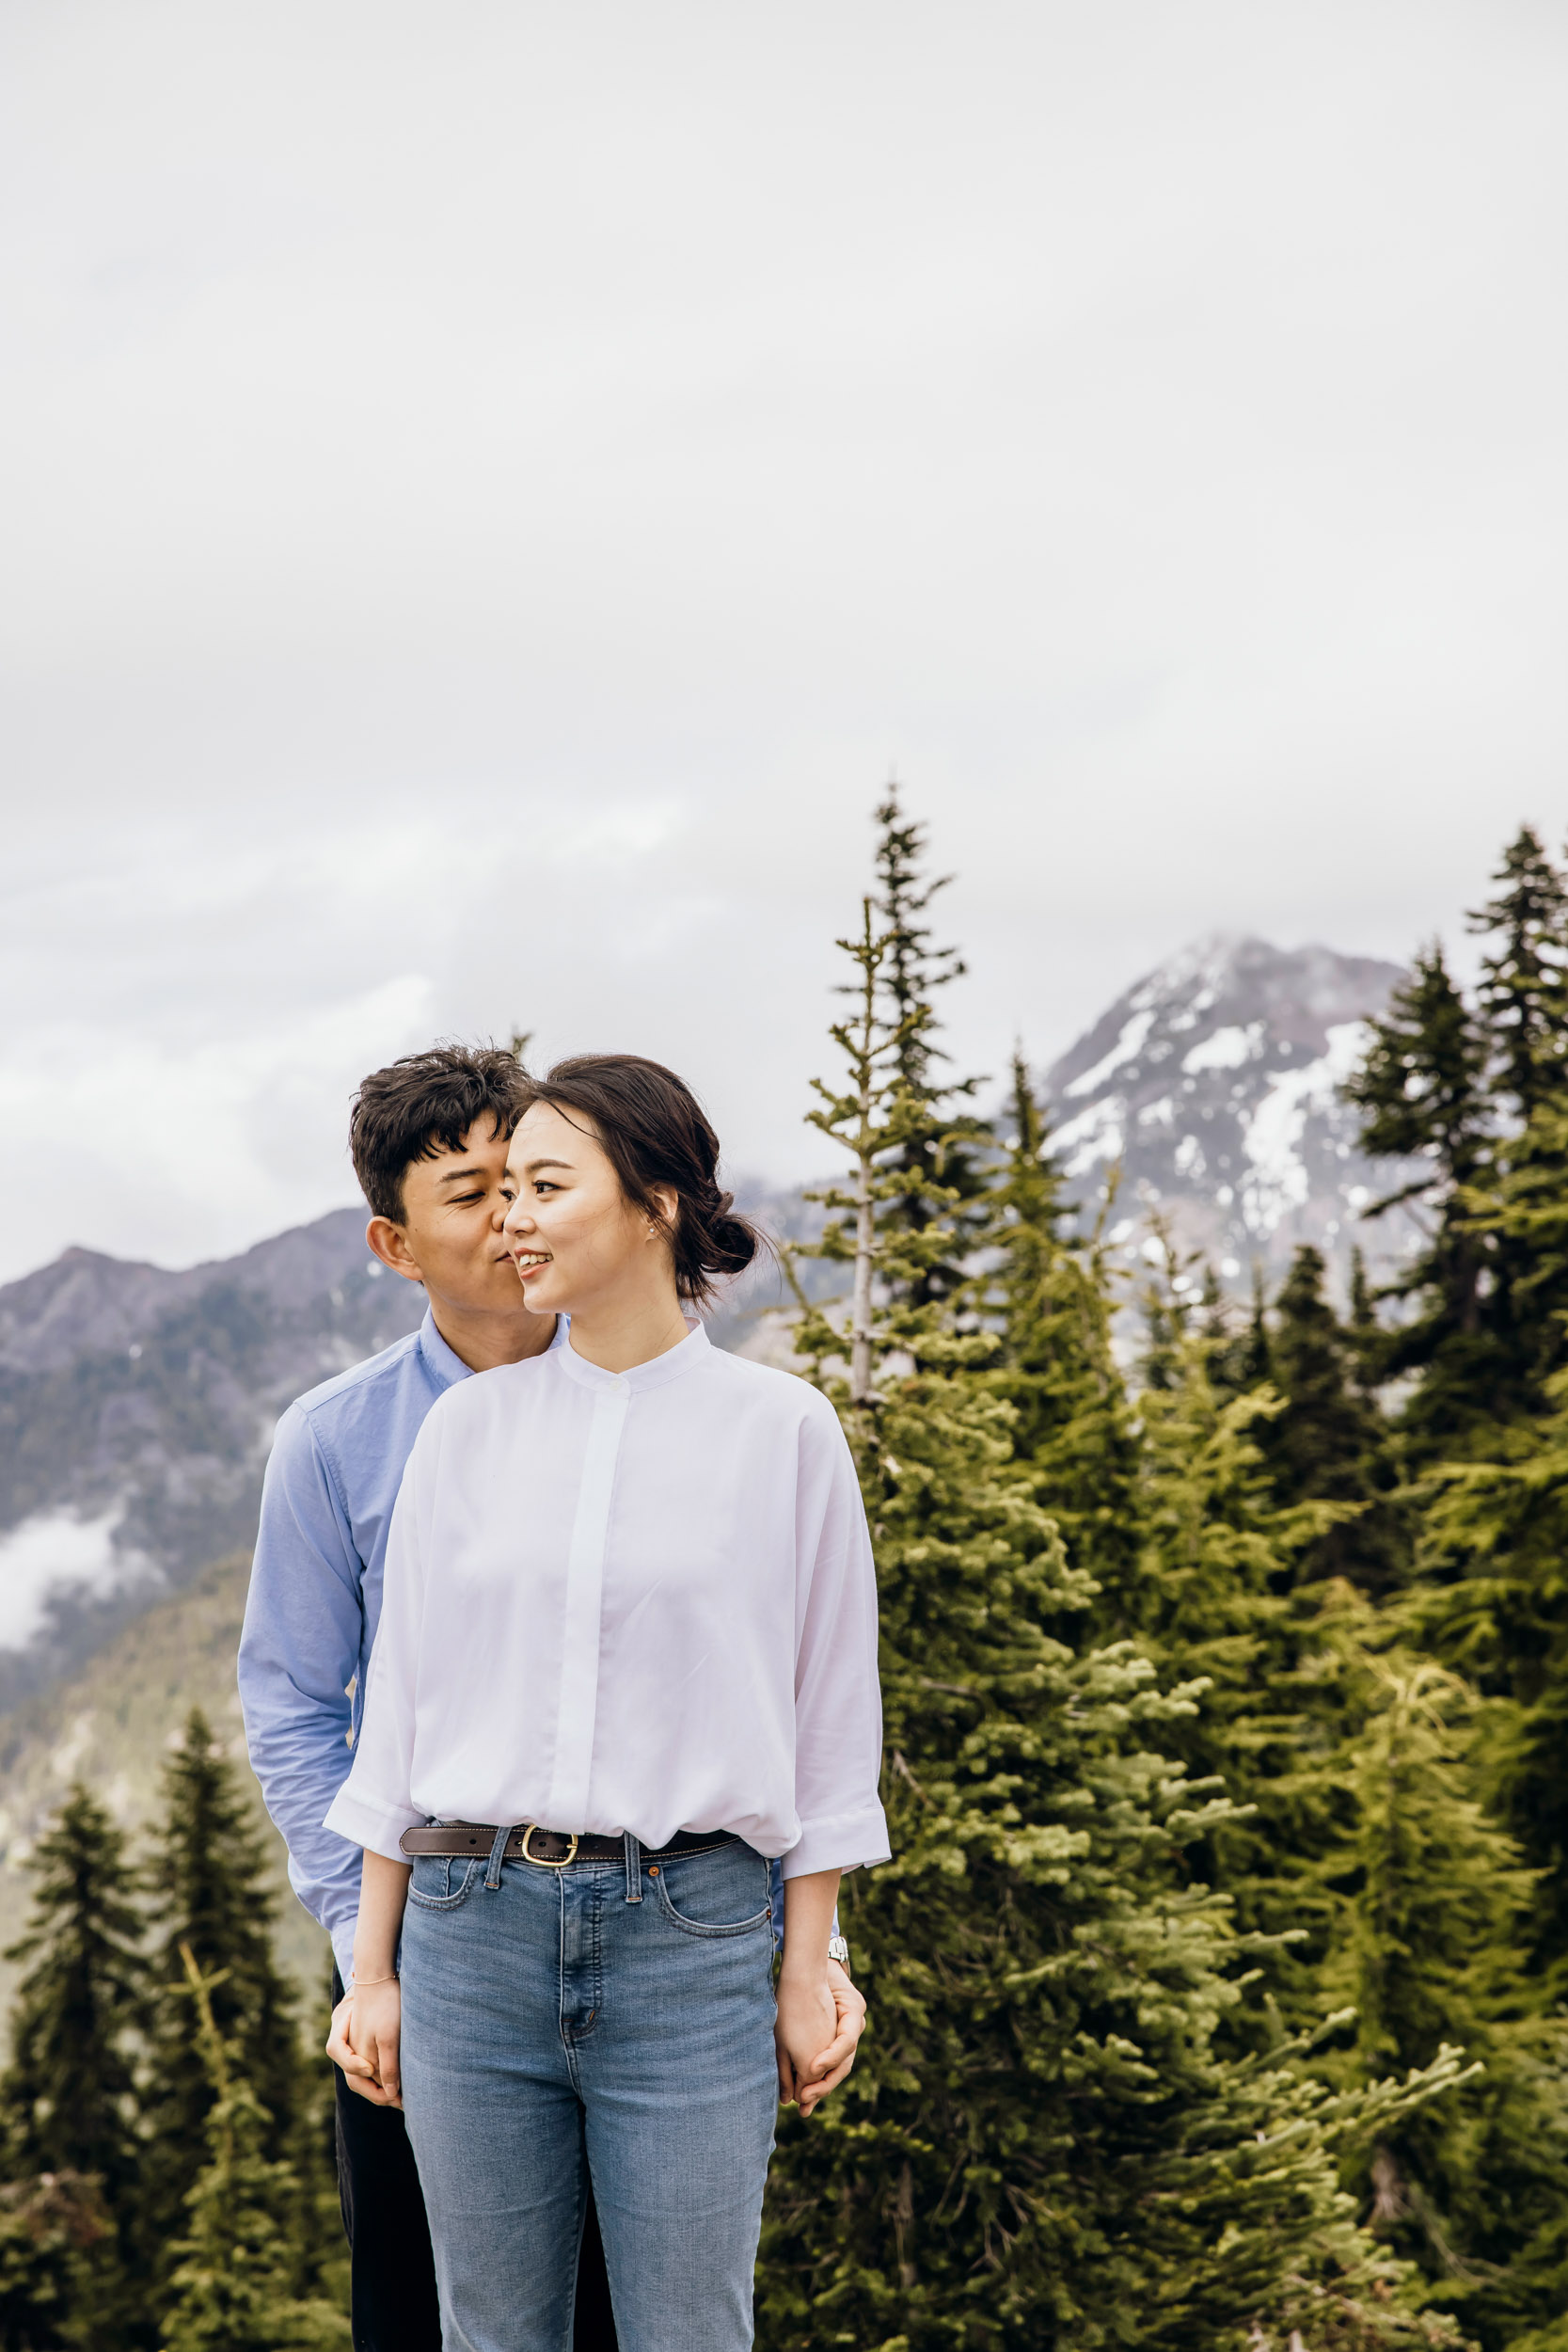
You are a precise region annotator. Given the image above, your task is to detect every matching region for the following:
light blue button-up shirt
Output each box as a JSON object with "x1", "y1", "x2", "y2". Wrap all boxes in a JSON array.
[
  {"x1": 238, "y1": 1308, "x2": 498, "y2": 1979},
  {"x1": 238, "y1": 1308, "x2": 791, "y2": 1980}
]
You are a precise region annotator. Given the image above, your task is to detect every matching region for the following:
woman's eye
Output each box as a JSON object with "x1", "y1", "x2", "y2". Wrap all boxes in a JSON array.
[{"x1": 533, "y1": 1181, "x2": 559, "y2": 1196}]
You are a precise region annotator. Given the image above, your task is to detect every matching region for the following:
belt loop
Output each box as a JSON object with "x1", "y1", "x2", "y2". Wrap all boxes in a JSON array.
[
  {"x1": 624, "y1": 1831, "x2": 641, "y2": 1904},
  {"x1": 484, "y1": 1822, "x2": 514, "y2": 1891}
]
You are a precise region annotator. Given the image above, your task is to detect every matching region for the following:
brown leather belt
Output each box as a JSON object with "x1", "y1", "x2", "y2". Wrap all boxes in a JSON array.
[{"x1": 399, "y1": 1821, "x2": 741, "y2": 1870}]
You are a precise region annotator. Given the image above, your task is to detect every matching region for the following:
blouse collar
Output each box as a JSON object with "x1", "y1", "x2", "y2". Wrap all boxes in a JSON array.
[{"x1": 556, "y1": 1317, "x2": 711, "y2": 1397}]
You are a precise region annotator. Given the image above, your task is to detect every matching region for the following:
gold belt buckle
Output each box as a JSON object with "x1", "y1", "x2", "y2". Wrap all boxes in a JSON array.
[{"x1": 519, "y1": 1824, "x2": 578, "y2": 1868}]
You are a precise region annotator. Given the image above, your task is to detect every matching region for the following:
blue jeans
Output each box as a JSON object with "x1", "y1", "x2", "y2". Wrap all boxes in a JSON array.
[{"x1": 399, "y1": 1833, "x2": 779, "y2": 2352}]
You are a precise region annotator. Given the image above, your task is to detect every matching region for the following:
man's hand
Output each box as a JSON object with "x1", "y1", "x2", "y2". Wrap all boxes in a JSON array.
[
  {"x1": 777, "y1": 1958, "x2": 866, "y2": 2121},
  {"x1": 325, "y1": 1979, "x2": 403, "y2": 2108}
]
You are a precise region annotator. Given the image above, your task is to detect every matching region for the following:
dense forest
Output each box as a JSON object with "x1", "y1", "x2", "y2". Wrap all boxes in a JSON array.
[{"x1": 6, "y1": 805, "x2": 1568, "y2": 2348}]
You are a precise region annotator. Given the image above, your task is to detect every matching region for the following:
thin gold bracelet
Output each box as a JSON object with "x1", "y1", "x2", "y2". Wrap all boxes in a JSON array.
[{"x1": 349, "y1": 1971, "x2": 397, "y2": 1987}]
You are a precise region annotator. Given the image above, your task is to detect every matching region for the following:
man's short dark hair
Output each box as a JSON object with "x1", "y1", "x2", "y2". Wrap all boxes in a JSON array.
[{"x1": 350, "y1": 1043, "x2": 529, "y2": 1222}]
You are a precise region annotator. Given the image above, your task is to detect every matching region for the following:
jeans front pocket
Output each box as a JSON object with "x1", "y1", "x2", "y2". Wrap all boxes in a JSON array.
[
  {"x1": 407, "y1": 1853, "x2": 483, "y2": 1912},
  {"x1": 651, "y1": 1844, "x2": 772, "y2": 1938}
]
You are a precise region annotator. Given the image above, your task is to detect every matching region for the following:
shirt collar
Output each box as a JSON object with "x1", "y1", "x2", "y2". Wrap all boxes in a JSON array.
[
  {"x1": 557, "y1": 1318, "x2": 711, "y2": 1396},
  {"x1": 417, "y1": 1308, "x2": 472, "y2": 1389},
  {"x1": 418, "y1": 1309, "x2": 568, "y2": 1389}
]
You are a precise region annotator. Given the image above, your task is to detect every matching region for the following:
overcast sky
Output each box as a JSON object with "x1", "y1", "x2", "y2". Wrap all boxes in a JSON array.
[{"x1": 2, "y1": 1, "x2": 1565, "y2": 1284}]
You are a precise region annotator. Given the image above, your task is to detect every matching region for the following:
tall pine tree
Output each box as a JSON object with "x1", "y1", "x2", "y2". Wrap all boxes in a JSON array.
[
  {"x1": 1256, "y1": 1244, "x2": 1406, "y2": 1595},
  {"x1": 0, "y1": 1788, "x2": 142, "y2": 2344},
  {"x1": 868, "y1": 786, "x2": 994, "y2": 1310},
  {"x1": 137, "y1": 1712, "x2": 309, "y2": 2298},
  {"x1": 159, "y1": 1946, "x2": 347, "y2": 2352},
  {"x1": 1342, "y1": 946, "x2": 1497, "y2": 1456}
]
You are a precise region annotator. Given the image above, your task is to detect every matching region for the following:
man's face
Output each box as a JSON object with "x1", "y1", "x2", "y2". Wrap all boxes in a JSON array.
[{"x1": 366, "y1": 1118, "x2": 536, "y2": 1318}]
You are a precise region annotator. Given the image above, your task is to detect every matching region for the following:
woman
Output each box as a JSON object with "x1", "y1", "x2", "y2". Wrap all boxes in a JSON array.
[{"x1": 326, "y1": 1054, "x2": 889, "y2": 2352}]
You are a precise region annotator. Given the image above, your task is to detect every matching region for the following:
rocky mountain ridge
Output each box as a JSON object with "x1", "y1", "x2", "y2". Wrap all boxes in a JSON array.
[{"x1": 1039, "y1": 933, "x2": 1419, "y2": 1293}]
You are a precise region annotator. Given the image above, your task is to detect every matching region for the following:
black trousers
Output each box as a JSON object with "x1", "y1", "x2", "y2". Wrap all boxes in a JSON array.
[{"x1": 331, "y1": 1969, "x2": 618, "y2": 2351}]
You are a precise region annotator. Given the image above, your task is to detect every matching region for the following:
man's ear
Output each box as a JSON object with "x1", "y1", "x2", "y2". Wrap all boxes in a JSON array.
[{"x1": 366, "y1": 1216, "x2": 426, "y2": 1287}]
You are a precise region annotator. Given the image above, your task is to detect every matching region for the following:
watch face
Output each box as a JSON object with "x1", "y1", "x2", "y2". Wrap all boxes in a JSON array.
[{"x1": 828, "y1": 1934, "x2": 849, "y2": 1963}]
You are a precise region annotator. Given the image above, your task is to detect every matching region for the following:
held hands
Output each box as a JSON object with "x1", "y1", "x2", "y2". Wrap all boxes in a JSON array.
[
  {"x1": 326, "y1": 1940, "x2": 870, "y2": 2121},
  {"x1": 776, "y1": 1956, "x2": 865, "y2": 2120},
  {"x1": 325, "y1": 1978, "x2": 404, "y2": 2109}
]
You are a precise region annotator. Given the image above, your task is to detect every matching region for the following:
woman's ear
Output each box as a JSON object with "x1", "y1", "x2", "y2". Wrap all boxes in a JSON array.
[{"x1": 647, "y1": 1187, "x2": 679, "y2": 1236}]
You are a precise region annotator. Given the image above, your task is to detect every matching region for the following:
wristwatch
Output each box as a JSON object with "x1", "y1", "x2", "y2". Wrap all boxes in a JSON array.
[{"x1": 828, "y1": 1932, "x2": 850, "y2": 1977}]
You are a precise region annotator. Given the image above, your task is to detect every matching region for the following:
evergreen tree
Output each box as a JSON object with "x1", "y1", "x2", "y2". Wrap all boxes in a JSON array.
[
  {"x1": 138, "y1": 1712, "x2": 306, "y2": 2294},
  {"x1": 1341, "y1": 944, "x2": 1497, "y2": 1455},
  {"x1": 868, "y1": 787, "x2": 994, "y2": 1309},
  {"x1": 984, "y1": 1053, "x2": 1142, "y2": 1610},
  {"x1": 759, "y1": 850, "x2": 1467, "y2": 2352},
  {"x1": 1418, "y1": 1356, "x2": 1568, "y2": 1966},
  {"x1": 1259, "y1": 1245, "x2": 1405, "y2": 1595},
  {"x1": 1117, "y1": 1287, "x2": 1366, "y2": 1996},
  {"x1": 1, "y1": 1790, "x2": 143, "y2": 2199},
  {"x1": 0, "y1": 1788, "x2": 142, "y2": 2344},
  {"x1": 159, "y1": 1946, "x2": 347, "y2": 2352},
  {"x1": 1467, "y1": 824, "x2": 1568, "y2": 1122},
  {"x1": 1312, "y1": 1648, "x2": 1568, "y2": 2350}
]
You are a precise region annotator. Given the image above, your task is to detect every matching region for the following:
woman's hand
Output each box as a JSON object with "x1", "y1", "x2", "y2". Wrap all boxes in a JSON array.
[
  {"x1": 330, "y1": 1977, "x2": 404, "y2": 2108},
  {"x1": 328, "y1": 1851, "x2": 413, "y2": 2106},
  {"x1": 777, "y1": 1963, "x2": 854, "y2": 2119}
]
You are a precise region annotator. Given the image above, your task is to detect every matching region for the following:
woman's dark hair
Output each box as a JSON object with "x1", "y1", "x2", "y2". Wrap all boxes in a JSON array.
[
  {"x1": 522, "y1": 1055, "x2": 764, "y2": 1306},
  {"x1": 350, "y1": 1043, "x2": 528, "y2": 1222}
]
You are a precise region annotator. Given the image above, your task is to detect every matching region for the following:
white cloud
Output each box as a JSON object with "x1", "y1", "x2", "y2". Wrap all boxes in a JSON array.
[{"x1": 0, "y1": 1512, "x2": 144, "y2": 1653}]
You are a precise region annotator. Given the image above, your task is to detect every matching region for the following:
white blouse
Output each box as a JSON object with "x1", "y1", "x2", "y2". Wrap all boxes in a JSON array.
[{"x1": 325, "y1": 1323, "x2": 889, "y2": 1881}]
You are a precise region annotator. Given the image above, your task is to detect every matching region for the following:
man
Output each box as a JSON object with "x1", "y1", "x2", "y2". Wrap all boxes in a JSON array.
[{"x1": 238, "y1": 1044, "x2": 865, "y2": 2352}]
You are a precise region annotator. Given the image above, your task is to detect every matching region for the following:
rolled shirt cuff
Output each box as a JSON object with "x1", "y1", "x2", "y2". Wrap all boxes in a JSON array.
[
  {"x1": 781, "y1": 1801, "x2": 891, "y2": 1881},
  {"x1": 323, "y1": 1783, "x2": 422, "y2": 1867}
]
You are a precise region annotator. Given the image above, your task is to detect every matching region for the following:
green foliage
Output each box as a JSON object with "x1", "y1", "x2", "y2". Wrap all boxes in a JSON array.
[
  {"x1": 0, "y1": 1733, "x2": 345, "y2": 2346},
  {"x1": 762, "y1": 824, "x2": 1470, "y2": 2352},
  {"x1": 138, "y1": 1710, "x2": 309, "y2": 2288},
  {"x1": 0, "y1": 2172, "x2": 112, "y2": 2352},
  {"x1": 984, "y1": 1053, "x2": 1142, "y2": 1611},
  {"x1": 1312, "y1": 1653, "x2": 1568, "y2": 2349},
  {"x1": 1341, "y1": 944, "x2": 1497, "y2": 1454},
  {"x1": 869, "y1": 787, "x2": 994, "y2": 1305},
  {"x1": 1, "y1": 1790, "x2": 143, "y2": 2197},
  {"x1": 1254, "y1": 1246, "x2": 1406, "y2": 1595},
  {"x1": 158, "y1": 1945, "x2": 347, "y2": 2352},
  {"x1": 0, "y1": 1788, "x2": 143, "y2": 2342}
]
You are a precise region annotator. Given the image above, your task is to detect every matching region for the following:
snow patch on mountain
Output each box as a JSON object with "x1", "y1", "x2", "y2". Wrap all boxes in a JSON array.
[
  {"x1": 1051, "y1": 1093, "x2": 1126, "y2": 1177},
  {"x1": 1240, "y1": 1022, "x2": 1372, "y2": 1235},
  {"x1": 1064, "y1": 1009, "x2": 1155, "y2": 1099},
  {"x1": 1183, "y1": 1023, "x2": 1263, "y2": 1074}
]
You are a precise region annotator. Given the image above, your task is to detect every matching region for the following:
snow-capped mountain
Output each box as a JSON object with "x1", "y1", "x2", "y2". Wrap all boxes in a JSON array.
[{"x1": 1040, "y1": 935, "x2": 1416, "y2": 1291}]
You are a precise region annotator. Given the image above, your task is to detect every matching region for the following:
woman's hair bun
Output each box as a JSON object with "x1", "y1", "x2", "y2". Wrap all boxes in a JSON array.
[{"x1": 520, "y1": 1055, "x2": 768, "y2": 1306}]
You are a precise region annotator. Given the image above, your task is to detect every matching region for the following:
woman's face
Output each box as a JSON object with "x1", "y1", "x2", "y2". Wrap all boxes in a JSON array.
[{"x1": 502, "y1": 1100, "x2": 673, "y2": 1317}]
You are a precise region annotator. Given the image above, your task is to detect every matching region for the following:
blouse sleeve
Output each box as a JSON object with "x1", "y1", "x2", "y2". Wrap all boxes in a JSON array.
[
  {"x1": 786, "y1": 1396, "x2": 891, "y2": 1881},
  {"x1": 321, "y1": 1417, "x2": 433, "y2": 1863}
]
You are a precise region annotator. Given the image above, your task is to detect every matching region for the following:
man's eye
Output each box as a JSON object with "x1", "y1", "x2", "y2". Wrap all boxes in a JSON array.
[{"x1": 451, "y1": 1193, "x2": 483, "y2": 1206}]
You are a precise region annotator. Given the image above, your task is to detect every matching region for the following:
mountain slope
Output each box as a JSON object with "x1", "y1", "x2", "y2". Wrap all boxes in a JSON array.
[
  {"x1": 0, "y1": 1208, "x2": 424, "y2": 1709},
  {"x1": 0, "y1": 1552, "x2": 326, "y2": 2020}
]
